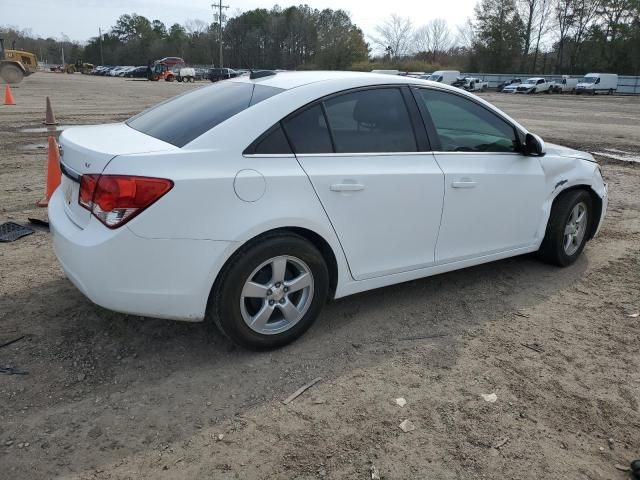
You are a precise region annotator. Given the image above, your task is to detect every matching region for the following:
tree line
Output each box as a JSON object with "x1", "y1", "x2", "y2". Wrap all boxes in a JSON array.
[
  {"x1": 1, "y1": 6, "x2": 368, "y2": 71},
  {"x1": 372, "y1": 0, "x2": 639, "y2": 74},
  {"x1": 1, "y1": 0, "x2": 639, "y2": 74}
]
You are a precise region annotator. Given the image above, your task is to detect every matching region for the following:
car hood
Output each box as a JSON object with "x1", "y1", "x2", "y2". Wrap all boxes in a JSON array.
[
  {"x1": 545, "y1": 143, "x2": 595, "y2": 162},
  {"x1": 518, "y1": 83, "x2": 537, "y2": 88}
]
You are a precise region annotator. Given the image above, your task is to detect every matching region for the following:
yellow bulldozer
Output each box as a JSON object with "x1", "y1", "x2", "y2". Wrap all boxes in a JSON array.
[
  {"x1": 0, "y1": 38, "x2": 38, "y2": 84},
  {"x1": 65, "y1": 60, "x2": 95, "y2": 74}
]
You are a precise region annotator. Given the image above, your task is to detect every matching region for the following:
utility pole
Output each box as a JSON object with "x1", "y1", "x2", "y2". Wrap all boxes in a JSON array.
[
  {"x1": 99, "y1": 27, "x2": 104, "y2": 65},
  {"x1": 212, "y1": 0, "x2": 229, "y2": 68}
]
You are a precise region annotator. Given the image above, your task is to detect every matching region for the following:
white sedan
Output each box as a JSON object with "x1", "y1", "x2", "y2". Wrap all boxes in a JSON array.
[{"x1": 50, "y1": 71, "x2": 608, "y2": 349}]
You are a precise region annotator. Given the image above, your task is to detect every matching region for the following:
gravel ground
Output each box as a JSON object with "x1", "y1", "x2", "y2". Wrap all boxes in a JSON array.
[{"x1": 1, "y1": 74, "x2": 639, "y2": 480}]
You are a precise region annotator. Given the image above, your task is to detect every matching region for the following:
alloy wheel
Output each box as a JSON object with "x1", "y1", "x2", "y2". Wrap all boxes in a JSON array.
[
  {"x1": 240, "y1": 255, "x2": 314, "y2": 335},
  {"x1": 563, "y1": 202, "x2": 588, "y2": 256}
]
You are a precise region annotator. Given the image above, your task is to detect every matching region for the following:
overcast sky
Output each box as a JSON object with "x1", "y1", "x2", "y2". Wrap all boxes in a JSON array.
[{"x1": 3, "y1": 0, "x2": 476, "y2": 44}]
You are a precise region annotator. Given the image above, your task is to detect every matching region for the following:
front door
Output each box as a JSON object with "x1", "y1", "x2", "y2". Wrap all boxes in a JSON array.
[
  {"x1": 412, "y1": 87, "x2": 547, "y2": 263},
  {"x1": 283, "y1": 87, "x2": 445, "y2": 280}
]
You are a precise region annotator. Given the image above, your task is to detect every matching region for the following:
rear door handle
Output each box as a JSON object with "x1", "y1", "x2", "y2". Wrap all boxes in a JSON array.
[
  {"x1": 330, "y1": 183, "x2": 365, "y2": 192},
  {"x1": 451, "y1": 180, "x2": 477, "y2": 189}
]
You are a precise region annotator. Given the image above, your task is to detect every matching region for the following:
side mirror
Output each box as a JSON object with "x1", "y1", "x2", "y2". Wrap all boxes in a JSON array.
[{"x1": 525, "y1": 133, "x2": 546, "y2": 156}]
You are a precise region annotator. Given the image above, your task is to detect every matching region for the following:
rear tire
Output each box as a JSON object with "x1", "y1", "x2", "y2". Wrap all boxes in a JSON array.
[
  {"x1": 538, "y1": 190, "x2": 593, "y2": 267},
  {"x1": 0, "y1": 64, "x2": 24, "y2": 84},
  {"x1": 209, "y1": 233, "x2": 329, "y2": 349}
]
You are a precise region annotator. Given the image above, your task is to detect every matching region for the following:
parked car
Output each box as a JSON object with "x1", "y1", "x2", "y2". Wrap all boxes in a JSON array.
[
  {"x1": 125, "y1": 66, "x2": 148, "y2": 78},
  {"x1": 426, "y1": 70, "x2": 460, "y2": 85},
  {"x1": 498, "y1": 78, "x2": 522, "y2": 92},
  {"x1": 194, "y1": 68, "x2": 207, "y2": 80},
  {"x1": 576, "y1": 73, "x2": 618, "y2": 95},
  {"x1": 551, "y1": 76, "x2": 579, "y2": 93},
  {"x1": 516, "y1": 77, "x2": 551, "y2": 94},
  {"x1": 208, "y1": 67, "x2": 239, "y2": 82},
  {"x1": 50, "y1": 71, "x2": 608, "y2": 349},
  {"x1": 462, "y1": 77, "x2": 488, "y2": 92}
]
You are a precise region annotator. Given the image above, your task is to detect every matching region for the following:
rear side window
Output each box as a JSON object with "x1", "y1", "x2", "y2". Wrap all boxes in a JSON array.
[
  {"x1": 282, "y1": 104, "x2": 333, "y2": 154},
  {"x1": 323, "y1": 88, "x2": 417, "y2": 153},
  {"x1": 247, "y1": 124, "x2": 292, "y2": 154},
  {"x1": 127, "y1": 82, "x2": 283, "y2": 147}
]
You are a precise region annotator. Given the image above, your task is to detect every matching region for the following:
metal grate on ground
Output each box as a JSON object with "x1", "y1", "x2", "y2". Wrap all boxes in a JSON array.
[{"x1": 0, "y1": 222, "x2": 34, "y2": 242}]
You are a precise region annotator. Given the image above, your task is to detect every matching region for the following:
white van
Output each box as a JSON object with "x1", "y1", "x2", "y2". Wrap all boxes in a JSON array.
[
  {"x1": 551, "y1": 75, "x2": 579, "y2": 93},
  {"x1": 575, "y1": 73, "x2": 618, "y2": 95},
  {"x1": 371, "y1": 69, "x2": 400, "y2": 75},
  {"x1": 427, "y1": 70, "x2": 461, "y2": 85}
]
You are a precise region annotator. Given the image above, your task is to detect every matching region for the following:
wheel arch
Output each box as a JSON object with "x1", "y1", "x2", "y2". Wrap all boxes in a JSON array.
[
  {"x1": 1, "y1": 61, "x2": 27, "y2": 74},
  {"x1": 550, "y1": 184, "x2": 603, "y2": 240},
  {"x1": 207, "y1": 226, "x2": 341, "y2": 314}
]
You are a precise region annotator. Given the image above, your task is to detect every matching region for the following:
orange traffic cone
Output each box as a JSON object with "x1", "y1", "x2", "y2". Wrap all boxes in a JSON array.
[
  {"x1": 4, "y1": 85, "x2": 16, "y2": 105},
  {"x1": 36, "y1": 136, "x2": 62, "y2": 207},
  {"x1": 43, "y1": 96, "x2": 58, "y2": 125}
]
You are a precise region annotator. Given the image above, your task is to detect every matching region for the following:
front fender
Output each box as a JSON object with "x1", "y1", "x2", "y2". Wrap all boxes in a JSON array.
[{"x1": 535, "y1": 155, "x2": 606, "y2": 243}]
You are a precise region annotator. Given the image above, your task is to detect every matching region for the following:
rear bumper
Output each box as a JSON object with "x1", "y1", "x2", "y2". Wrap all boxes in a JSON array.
[{"x1": 48, "y1": 187, "x2": 236, "y2": 321}]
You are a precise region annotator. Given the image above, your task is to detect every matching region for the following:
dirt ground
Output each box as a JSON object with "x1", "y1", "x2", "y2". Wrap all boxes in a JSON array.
[{"x1": 1, "y1": 74, "x2": 639, "y2": 480}]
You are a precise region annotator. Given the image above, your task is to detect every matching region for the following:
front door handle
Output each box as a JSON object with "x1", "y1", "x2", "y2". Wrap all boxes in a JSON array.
[
  {"x1": 451, "y1": 180, "x2": 477, "y2": 189},
  {"x1": 330, "y1": 183, "x2": 365, "y2": 192}
]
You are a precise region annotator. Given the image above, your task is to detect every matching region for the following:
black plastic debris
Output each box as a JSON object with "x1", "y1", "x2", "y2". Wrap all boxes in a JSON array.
[
  {"x1": 0, "y1": 222, "x2": 34, "y2": 242},
  {"x1": 28, "y1": 217, "x2": 49, "y2": 229},
  {"x1": 0, "y1": 367, "x2": 28, "y2": 375},
  {"x1": 0, "y1": 336, "x2": 25, "y2": 349}
]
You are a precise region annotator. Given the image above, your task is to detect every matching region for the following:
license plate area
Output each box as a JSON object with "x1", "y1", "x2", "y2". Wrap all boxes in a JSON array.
[{"x1": 60, "y1": 163, "x2": 91, "y2": 229}]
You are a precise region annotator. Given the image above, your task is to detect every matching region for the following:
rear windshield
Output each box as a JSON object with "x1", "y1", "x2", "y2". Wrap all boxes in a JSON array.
[{"x1": 126, "y1": 82, "x2": 284, "y2": 147}]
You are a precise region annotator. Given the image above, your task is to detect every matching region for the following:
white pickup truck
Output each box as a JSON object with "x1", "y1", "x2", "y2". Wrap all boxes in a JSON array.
[
  {"x1": 550, "y1": 75, "x2": 579, "y2": 93},
  {"x1": 462, "y1": 77, "x2": 488, "y2": 92},
  {"x1": 515, "y1": 77, "x2": 551, "y2": 94}
]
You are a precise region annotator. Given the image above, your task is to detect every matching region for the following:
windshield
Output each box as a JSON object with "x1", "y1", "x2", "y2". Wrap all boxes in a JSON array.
[
  {"x1": 525, "y1": 78, "x2": 538, "y2": 84},
  {"x1": 127, "y1": 82, "x2": 284, "y2": 147},
  {"x1": 428, "y1": 75, "x2": 443, "y2": 82},
  {"x1": 582, "y1": 76, "x2": 597, "y2": 84}
]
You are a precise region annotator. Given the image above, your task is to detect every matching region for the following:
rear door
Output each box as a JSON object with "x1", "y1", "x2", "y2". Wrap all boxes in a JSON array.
[
  {"x1": 412, "y1": 87, "x2": 546, "y2": 263},
  {"x1": 284, "y1": 86, "x2": 445, "y2": 280}
]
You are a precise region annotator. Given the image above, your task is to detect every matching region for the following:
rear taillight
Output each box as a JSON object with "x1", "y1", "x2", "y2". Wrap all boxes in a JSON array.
[{"x1": 79, "y1": 174, "x2": 173, "y2": 228}]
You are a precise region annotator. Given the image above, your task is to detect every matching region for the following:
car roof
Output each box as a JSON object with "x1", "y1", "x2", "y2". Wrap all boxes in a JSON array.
[{"x1": 228, "y1": 70, "x2": 429, "y2": 91}]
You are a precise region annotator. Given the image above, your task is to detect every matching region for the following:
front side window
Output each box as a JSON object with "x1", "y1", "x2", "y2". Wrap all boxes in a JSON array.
[
  {"x1": 323, "y1": 88, "x2": 417, "y2": 153},
  {"x1": 414, "y1": 88, "x2": 518, "y2": 153},
  {"x1": 127, "y1": 82, "x2": 283, "y2": 147}
]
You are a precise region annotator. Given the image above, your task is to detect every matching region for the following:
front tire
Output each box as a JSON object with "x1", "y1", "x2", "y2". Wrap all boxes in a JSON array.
[
  {"x1": 539, "y1": 190, "x2": 593, "y2": 267},
  {"x1": 209, "y1": 234, "x2": 329, "y2": 349},
  {"x1": 0, "y1": 64, "x2": 24, "y2": 84}
]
